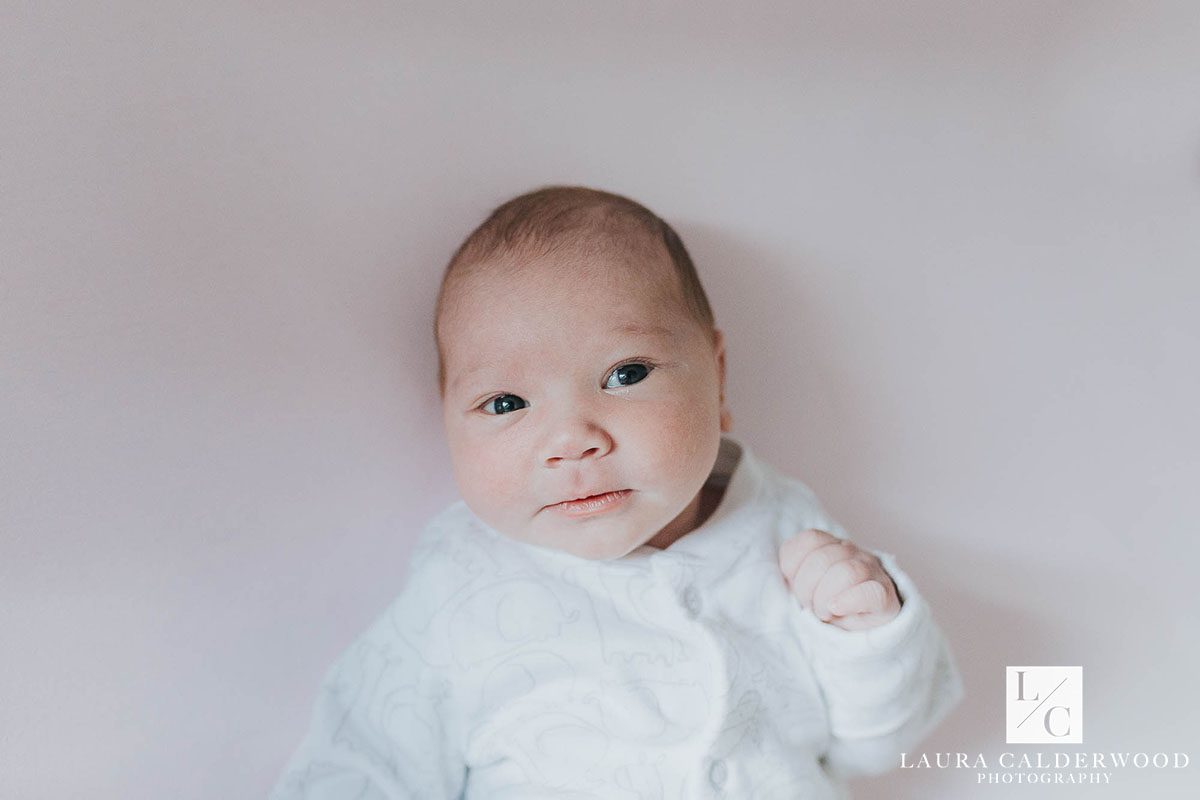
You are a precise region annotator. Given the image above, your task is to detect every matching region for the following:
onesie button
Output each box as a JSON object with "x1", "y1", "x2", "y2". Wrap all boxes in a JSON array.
[
  {"x1": 709, "y1": 758, "x2": 727, "y2": 789},
  {"x1": 682, "y1": 585, "x2": 702, "y2": 618}
]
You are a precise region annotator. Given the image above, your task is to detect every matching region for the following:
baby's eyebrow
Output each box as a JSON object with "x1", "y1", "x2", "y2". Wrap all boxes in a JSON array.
[
  {"x1": 447, "y1": 364, "x2": 490, "y2": 393},
  {"x1": 612, "y1": 322, "x2": 677, "y2": 339},
  {"x1": 447, "y1": 323, "x2": 679, "y2": 392}
]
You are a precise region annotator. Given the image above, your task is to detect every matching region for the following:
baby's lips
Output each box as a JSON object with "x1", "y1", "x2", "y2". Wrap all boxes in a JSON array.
[{"x1": 545, "y1": 488, "x2": 623, "y2": 507}]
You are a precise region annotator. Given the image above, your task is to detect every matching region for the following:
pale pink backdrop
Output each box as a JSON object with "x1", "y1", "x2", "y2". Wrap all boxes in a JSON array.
[{"x1": 3, "y1": 2, "x2": 1198, "y2": 797}]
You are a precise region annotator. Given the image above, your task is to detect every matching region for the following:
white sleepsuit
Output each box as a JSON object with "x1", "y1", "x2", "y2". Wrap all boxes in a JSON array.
[{"x1": 271, "y1": 436, "x2": 964, "y2": 799}]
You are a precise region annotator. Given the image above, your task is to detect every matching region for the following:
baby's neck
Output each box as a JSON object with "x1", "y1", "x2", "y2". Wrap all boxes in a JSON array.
[
  {"x1": 642, "y1": 481, "x2": 728, "y2": 551},
  {"x1": 641, "y1": 437, "x2": 740, "y2": 551},
  {"x1": 694, "y1": 481, "x2": 727, "y2": 528}
]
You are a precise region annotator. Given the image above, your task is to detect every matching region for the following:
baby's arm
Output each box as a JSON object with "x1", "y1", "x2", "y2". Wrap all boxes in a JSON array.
[
  {"x1": 779, "y1": 527, "x2": 964, "y2": 780},
  {"x1": 269, "y1": 528, "x2": 470, "y2": 799}
]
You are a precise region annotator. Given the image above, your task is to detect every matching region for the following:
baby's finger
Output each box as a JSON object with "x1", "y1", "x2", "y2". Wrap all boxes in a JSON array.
[
  {"x1": 787, "y1": 541, "x2": 857, "y2": 610},
  {"x1": 811, "y1": 557, "x2": 873, "y2": 621},
  {"x1": 827, "y1": 609, "x2": 884, "y2": 631},
  {"x1": 779, "y1": 529, "x2": 839, "y2": 583},
  {"x1": 827, "y1": 578, "x2": 889, "y2": 618}
]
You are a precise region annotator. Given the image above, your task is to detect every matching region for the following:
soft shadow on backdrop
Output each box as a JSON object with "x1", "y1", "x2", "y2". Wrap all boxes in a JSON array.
[{"x1": 3, "y1": 2, "x2": 1198, "y2": 797}]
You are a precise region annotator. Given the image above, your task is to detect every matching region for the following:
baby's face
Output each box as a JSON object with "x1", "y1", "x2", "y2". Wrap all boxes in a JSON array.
[{"x1": 439, "y1": 245, "x2": 727, "y2": 560}]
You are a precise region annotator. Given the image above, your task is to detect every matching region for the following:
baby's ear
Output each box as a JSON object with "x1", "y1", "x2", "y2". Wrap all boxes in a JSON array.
[
  {"x1": 712, "y1": 328, "x2": 727, "y2": 379},
  {"x1": 712, "y1": 329, "x2": 732, "y2": 432}
]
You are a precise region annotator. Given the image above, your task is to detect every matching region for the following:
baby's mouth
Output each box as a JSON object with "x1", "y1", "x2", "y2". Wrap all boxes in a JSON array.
[{"x1": 544, "y1": 489, "x2": 632, "y2": 516}]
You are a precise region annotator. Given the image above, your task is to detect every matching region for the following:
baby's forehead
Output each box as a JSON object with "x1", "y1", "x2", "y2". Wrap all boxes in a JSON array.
[
  {"x1": 438, "y1": 245, "x2": 692, "y2": 360},
  {"x1": 447, "y1": 236, "x2": 683, "y2": 311}
]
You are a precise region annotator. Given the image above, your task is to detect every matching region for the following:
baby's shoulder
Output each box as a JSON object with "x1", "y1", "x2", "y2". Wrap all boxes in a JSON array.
[
  {"x1": 361, "y1": 502, "x2": 502, "y2": 641},
  {"x1": 405, "y1": 500, "x2": 502, "y2": 581},
  {"x1": 750, "y1": 456, "x2": 841, "y2": 537},
  {"x1": 401, "y1": 500, "x2": 553, "y2": 601},
  {"x1": 366, "y1": 502, "x2": 564, "y2": 661}
]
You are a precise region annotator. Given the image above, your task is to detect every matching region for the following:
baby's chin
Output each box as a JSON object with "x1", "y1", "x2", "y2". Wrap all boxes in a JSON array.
[
  {"x1": 561, "y1": 535, "x2": 652, "y2": 561},
  {"x1": 537, "y1": 532, "x2": 649, "y2": 561},
  {"x1": 500, "y1": 520, "x2": 658, "y2": 561}
]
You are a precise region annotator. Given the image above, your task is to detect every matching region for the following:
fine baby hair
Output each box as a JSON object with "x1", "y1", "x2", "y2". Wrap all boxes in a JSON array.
[{"x1": 433, "y1": 185, "x2": 717, "y2": 394}]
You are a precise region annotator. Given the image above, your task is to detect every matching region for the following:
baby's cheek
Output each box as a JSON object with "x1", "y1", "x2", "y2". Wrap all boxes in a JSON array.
[
  {"x1": 449, "y1": 444, "x2": 518, "y2": 527},
  {"x1": 639, "y1": 399, "x2": 719, "y2": 480},
  {"x1": 470, "y1": 457, "x2": 524, "y2": 512}
]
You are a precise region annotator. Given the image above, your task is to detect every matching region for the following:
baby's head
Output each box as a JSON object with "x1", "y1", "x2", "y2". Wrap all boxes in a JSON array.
[{"x1": 434, "y1": 186, "x2": 731, "y2": 560}]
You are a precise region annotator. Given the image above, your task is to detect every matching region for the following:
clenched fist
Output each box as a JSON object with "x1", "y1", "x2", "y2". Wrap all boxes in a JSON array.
[{"x1": 779, "y1": 529, "x2": 902, "y2": 631}]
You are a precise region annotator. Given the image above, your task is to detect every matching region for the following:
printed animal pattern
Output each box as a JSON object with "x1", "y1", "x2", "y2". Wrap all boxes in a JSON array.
[{"x1": 272, "y1": 442, "x2": 962, "y2": 799}]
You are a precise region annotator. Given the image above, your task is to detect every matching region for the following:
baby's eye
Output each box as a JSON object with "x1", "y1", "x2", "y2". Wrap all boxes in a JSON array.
[
  {"x1": 481, "y1": 394, "x2": 528, "y2": 415},
  {"x1": 604, "y1": 362, "x2": 653, "y2": 389}
]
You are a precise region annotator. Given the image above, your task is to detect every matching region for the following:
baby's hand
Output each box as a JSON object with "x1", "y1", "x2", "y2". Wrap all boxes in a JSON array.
[{"x1": 779, "y1": 529, "x2": 902, "y2": 631}]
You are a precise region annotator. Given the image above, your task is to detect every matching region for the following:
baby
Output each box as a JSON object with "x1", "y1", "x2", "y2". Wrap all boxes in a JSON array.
[{"x1": 271, "y1": 186, "x2": 963, "y2": 799}]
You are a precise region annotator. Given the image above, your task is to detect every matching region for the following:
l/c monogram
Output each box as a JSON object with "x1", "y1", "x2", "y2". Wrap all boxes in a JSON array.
[
  {"x1": 1012, "y1": 670, "x2": 1071, "y2": 736},
  {"x1": 1006, "y1": 666, "x2": 1083, "y2": 744}
]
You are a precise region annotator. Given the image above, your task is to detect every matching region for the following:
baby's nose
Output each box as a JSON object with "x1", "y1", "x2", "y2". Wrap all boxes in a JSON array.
[{"x1": 542, "y1": 419, "x2": 614, "y2": 466}]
